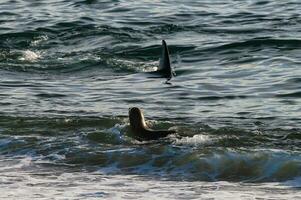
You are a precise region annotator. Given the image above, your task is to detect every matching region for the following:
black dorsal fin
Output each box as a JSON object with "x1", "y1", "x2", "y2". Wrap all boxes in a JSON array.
[{"x1": 159, "y1": 40, "x2": 173, "y2": 80}]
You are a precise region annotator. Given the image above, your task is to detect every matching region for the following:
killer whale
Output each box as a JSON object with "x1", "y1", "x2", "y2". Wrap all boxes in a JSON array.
[
  {"x1": 158, "y1": 40, "x2": 175, "y2": 80},
  {"x1": 149, "y1": 40, "x2": 175, "y2": 81}
]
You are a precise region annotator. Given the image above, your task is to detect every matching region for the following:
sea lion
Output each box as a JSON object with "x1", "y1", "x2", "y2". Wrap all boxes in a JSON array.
[{"x1": 128, "y1": 107, "x2": 176, "y2": 141}]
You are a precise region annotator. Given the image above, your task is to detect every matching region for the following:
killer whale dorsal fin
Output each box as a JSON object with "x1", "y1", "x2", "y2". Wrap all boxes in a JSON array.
[
  {"x1": 159, "y1": 40, "x2": 173, "y2": 80},
  {"x1": 159, "y1": 40, "x2": 170, "y2": 71}
]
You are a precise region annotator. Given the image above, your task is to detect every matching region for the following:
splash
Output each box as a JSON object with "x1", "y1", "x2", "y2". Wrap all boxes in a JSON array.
[
  {"x1": 30, "y1": 35, "x2": 48, "y2": 47},
  {"x1": 19, "y1": 50, "x2": 41, "y2": 62},
  {"x1": 174, "y1": 134, "x2": 212, "y2": 146}
]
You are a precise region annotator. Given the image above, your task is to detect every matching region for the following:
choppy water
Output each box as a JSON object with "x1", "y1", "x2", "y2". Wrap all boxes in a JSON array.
[{"x1": 1, "y1": 0, "x2": 301, "y2": 199}]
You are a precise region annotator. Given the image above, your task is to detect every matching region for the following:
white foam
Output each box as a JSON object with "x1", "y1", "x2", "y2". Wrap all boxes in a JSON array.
[
  {"x1": 174, "y1": 134, "x2": 212, "y2": 146},
  {"x1": 0, "y1": 172, "x2": 300, "y2": 200},
  {"x1": 141, "y1": 61, "x2": 159, "y2": 72},
  {"x1": 31, "y1": 35, "x2": 48, "y2": 46},
  {"x1": 19, "y1": 50, "x2": 41, "y2": 62},
  {"x1": 0, "y1": 156, "x2": 33, "y2": 170},
  {"x1": 282, "y1": 176, "x2": 301, "y2": 188}
]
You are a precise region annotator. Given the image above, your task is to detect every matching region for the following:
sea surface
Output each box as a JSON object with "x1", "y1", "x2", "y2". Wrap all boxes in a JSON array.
[{"x1": 1, "y1": 0, "x2": 301, "y2": 199}]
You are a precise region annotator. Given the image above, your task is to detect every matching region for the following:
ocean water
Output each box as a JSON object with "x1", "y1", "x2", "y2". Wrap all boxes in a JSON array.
[{"x1": 1, "y1": 0, "x2": 301, "y2": 199}]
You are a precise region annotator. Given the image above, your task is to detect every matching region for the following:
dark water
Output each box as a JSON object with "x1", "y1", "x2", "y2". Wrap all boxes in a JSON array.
[{"x1": 1, "y1": 0, "x2": 301, "y2": 199}]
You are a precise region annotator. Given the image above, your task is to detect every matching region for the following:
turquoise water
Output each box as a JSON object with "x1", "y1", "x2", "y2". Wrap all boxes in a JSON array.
[{"x1": 1, "y1": 0, "x2": 301, "y2": 199}]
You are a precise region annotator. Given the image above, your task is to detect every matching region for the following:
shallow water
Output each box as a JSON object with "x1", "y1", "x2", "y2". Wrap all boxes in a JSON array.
[{"x1": 1, "y1": 0, "x2": 301, "y2": 199}]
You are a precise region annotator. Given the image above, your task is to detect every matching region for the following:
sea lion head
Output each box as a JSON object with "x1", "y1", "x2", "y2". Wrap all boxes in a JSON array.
[
  {"x1": 128, "y1": 107, "x2": 176, "y2": 141},
  {"x1": 129, "y1": 107, "x2": 147, "y2": 131}
]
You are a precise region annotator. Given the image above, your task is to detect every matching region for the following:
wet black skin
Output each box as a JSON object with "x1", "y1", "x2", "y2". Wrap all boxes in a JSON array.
[{"x1": 128, "y1": 107, "x2": 176, "y2": 141}]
